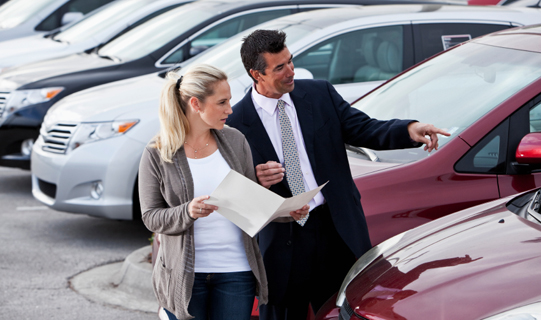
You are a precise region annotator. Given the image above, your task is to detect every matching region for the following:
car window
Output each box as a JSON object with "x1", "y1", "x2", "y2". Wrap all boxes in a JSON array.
[
  {"x1": 529, "y1": 101, "x2": 541, "y2": 132},
  {"x1": 413, "y1": 23, "x2": 511, "y2": 63},
  {"x1": 174, "y1": 21, "x2": 315, "y2": 80},
  {"x1": 294, "y1": 25, "x2": 403, "y2": 85},
  {"x1": 0, "y1": 0, "x2": 59, "y2": 29},
  {"x1": 455, "y1": 119, "x2": 508, "y2": 174},
  {"x1": 53, "y1": 0, "x2": 157, "y2": 44},
  {"x1": 162, "y1": 9, "x2": 293, "y2": 65},
  {"x1": 35, "y1": 0, "x2": 113, "y2": 31}
]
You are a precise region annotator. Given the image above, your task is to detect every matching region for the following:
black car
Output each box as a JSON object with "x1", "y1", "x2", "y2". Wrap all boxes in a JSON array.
[{"x1": 0, "y1": 0, "x2": 462, "y2": 169}]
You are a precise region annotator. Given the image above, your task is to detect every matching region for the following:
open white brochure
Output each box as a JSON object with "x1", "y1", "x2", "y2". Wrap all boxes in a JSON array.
[{"x1": 205, "y1": 169, "x2": 328, "y2": 237}]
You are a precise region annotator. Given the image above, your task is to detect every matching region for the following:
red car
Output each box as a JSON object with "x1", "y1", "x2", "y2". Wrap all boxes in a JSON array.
[
  {"x1": 317, "y1": 186, "x2": 541, "y2": 320},
  {"x1": 316, "y1": 23, "x2": 541, "y2": 320},
  {"x1": 344, "y1": 23, "x2": 541, "y2": 246}
]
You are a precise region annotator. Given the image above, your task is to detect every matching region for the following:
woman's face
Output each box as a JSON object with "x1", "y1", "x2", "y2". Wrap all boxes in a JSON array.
[{"x1": 198, "y1": 80, "x2": 232, "y2": 130}]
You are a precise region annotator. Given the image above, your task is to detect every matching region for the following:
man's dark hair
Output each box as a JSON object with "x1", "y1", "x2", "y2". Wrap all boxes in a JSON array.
[{"x1": 241, "y1": 29, "x2": 287, "y2": 83}]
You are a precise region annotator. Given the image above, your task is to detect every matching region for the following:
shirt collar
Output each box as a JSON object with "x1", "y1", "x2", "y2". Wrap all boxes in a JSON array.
[{"x1": 251, "y1": 84, "x2": 294, "y2": 116}]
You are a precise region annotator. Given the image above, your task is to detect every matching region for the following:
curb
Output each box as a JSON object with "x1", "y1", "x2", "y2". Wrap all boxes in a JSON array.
[{"x1": 70, "y1": 245, "x2": 158, "y2": 313}]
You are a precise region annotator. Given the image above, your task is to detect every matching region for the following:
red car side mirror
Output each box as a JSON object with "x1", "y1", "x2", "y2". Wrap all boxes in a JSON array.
[{"x1": 516, "y1": 133, "x2": 541, "y2": 164}]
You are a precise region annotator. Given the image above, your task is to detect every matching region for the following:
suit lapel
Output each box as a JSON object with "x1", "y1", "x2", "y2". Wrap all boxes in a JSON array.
[
  {"x1": 290, "y1": 84, "x2": 317, "y2": 174},
  {"x1": 239, "y1": 88, "x2": 280, "y2": 164}
]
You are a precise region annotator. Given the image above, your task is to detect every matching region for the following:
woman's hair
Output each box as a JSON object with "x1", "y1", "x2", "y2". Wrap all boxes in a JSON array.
[{"x1": 155, "y1": 64, "x2": 228, "y2": 162}]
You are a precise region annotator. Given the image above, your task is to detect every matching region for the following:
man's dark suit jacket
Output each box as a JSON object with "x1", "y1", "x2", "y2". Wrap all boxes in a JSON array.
[{"x1": 226, "y1": 79, "x2": 418, "y2": 304}]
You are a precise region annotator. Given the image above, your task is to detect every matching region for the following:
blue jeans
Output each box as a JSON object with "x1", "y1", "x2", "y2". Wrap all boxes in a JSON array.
[{"x1": 165, "y1": 271, "x2": 256, "y2": 320}]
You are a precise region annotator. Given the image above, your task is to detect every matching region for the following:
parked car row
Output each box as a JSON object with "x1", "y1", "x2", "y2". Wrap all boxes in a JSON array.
[
  {"x1": 28, "y1": 4, "x2": 541, "y2": 223},
  {"x1": 3, "y1": 0, "x2": 541, "y2": 318},
  {"x1": 0, "y1": 0, "x2": 453, "y2": 171}
]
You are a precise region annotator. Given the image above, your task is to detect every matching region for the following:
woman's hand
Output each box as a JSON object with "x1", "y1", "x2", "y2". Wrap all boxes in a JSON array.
[
  {"x1": 290, "y1": 204, "x2": 310, "y2": 221},
  {"x1": 189, "y1": 195, "x2": 218, "y2": 219}
]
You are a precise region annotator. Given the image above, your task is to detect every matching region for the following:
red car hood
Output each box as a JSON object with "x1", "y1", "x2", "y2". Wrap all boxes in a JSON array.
[
  {"x1": 348, "y1": 156, "x2": 401, "y2": 178},
  {"x1": 347, "y1": 198, "x2": 541, "y2": 320}
]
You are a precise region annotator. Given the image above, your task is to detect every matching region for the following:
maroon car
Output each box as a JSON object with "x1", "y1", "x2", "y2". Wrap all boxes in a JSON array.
[
  {"x1": 317, "y1": 186, "x2": 541, "y2": 320},
  {"x1": 315, "y1": 24, "x2": 541, "y2": 320}
]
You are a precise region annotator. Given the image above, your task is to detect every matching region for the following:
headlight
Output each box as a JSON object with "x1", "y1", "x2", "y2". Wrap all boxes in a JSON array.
[
  {"x1": 336, "y1": 232, "x2": 405, "y2": 307},
  {"x1": 68, "y1": 120, "x2": 139, "y2": 152},
  {"x1": 4, "y1": 87, "x2": 64, "y2": 116},
  {"x1": 484, "y1": 303, "x2": 541, "y2": 320}
]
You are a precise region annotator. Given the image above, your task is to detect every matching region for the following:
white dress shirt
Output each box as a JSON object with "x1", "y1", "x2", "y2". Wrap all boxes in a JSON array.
[{"x1": 251, "y1": 87, "x2": 324, "y2": 211}]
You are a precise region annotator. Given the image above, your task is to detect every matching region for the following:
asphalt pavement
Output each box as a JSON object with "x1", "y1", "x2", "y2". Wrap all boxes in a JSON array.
[{"x1": 0, "y1": 167, "x2": 157, "y2": 319}]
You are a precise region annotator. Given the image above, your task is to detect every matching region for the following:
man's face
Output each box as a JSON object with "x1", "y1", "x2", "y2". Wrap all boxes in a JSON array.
[{"x1": 252, "y1": 47, "x2": 295, "y2": 99}]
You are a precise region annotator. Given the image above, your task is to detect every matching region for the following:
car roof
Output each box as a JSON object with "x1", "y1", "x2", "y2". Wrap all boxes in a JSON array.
[
  {"x1": 175, "y1": 4, "x2": 541, "y2": 76},
  {"x1": 192, "y1": 0, "x2": 466, "y2": 6},
  {"x1": 181, "y1": 0, "x2": 466, "y2": 13},
  {"x1": 473, "y1": 24, "x2": 541, "y2": 53},
  {"x1": 255, "y1": 4, "x2": 541, "y2": 35}
]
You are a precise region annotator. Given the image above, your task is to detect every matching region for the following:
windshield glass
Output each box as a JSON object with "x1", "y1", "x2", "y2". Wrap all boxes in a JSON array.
[
  {"x1": 177, "y1": 22, "x2": 315, "y2": 79},
  {"x1": 352, "y1": 42, "x2": 541, "y2": 163},
  {"x1": 54, "y1": 0, "x2": 154, "y2": 44},
  {"x1": 0, "y1": 0, "x2": 58, "y2": 29},
  {"x1": 98, "y1": 4, "x2": 214, "y2": 62}
]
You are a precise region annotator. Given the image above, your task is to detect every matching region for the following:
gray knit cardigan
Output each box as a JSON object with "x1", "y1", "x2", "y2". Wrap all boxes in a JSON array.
[{"x1": 138, "y1": 126, "x2": 268, "y2": 320}]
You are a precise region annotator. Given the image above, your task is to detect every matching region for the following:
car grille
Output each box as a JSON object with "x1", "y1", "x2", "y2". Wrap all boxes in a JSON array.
[
  {"x1": 38, "y1": 178, "x2": 57, "y2": 199},
  {"x1": 0, "y1": 90, "x2": 10, "y2": 118},
  {"x1": 339, "y1": 299, "x2": 354, "y2": 320},
  {"x1": 41, "y1": 123, "x2": 78, "y2": 154}
]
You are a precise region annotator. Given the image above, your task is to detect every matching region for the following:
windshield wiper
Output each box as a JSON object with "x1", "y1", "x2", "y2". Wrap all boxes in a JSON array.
[{"x1": 346, "y1": 145, "x2": 380, "y2": 162}]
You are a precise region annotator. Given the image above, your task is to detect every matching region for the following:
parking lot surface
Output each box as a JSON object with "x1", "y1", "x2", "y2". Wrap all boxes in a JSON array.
[{"x1": 0, "y1": 167, "x2": 155, "y2": 319}]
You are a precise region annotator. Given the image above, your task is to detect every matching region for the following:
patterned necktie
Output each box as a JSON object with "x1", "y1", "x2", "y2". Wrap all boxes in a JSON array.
[{"x1": 277, "y1": 99, "x2": 309, "y2": 226}]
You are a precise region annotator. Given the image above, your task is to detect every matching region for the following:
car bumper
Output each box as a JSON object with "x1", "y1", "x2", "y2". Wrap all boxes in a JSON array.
[
  {"x1": 0, "y1": 127, "x2": 39, "y2": 170},
  {"x1": 31, "y1": 134, "x2": 145, "y2": 220}
]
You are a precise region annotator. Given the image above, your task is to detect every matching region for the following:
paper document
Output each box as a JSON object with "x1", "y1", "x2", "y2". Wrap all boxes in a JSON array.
[{"x1": 205, "y1": 170, "x2": 327, "y2": 237}]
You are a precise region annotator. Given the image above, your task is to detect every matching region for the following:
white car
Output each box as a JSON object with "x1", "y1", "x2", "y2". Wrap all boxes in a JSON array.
[
  {"x1": 31, "y1": 5, "x2": 541, "y2": 220},
  {"x1": 0, "y1": 0, "x2": 113, "y2": 43},
  {"x1": 0, "y1": 0, "x2": 191, "y2": 72}
]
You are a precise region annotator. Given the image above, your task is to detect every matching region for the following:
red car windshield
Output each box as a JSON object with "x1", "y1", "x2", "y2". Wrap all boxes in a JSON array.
[{"x1": 352, "y1": 42, "x2": 541, "y2": 164}]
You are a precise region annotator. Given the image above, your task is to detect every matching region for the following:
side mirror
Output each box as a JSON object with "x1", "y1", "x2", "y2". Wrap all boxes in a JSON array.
[
  {"x1": 294, "y1": 68, "x2": 313, "y2": 80},
  {"x1": 516, "y1": 133, "x2": 541, "y2": 164},
  {"x1": 61, "y1": 12, "x2": 84, "y2": 26}
]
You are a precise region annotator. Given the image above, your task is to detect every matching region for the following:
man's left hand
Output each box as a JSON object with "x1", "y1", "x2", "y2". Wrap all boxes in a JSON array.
[
  {"x1": 408, "y1": 122, "x2": 450, "y2": 152},
  {"x1": 290, "y1": 204, "x2": 310, "y2": 221}
]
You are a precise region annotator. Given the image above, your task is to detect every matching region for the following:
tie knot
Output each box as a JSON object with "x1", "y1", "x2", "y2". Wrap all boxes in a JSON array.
[{"x1": 277, "y1": 99, "x2": 286, "y2": 111}]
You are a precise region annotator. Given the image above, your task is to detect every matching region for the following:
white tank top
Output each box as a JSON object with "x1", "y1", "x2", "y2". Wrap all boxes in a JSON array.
[{"x1": 187, "y1": 149, "x2": 251, "y2": 273}]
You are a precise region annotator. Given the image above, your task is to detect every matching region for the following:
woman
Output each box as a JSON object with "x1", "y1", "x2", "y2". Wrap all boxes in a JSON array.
[{"x1": 138, "y1": 64, "x2": 307, "y2": 320}]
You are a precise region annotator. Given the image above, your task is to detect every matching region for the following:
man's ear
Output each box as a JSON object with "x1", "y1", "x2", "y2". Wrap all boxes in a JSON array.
[{"x1": 249, "y1": 69, "x2": 261, "y2": 82}]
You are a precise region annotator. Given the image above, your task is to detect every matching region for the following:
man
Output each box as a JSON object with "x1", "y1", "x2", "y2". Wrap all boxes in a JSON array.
[{"x1": 226, "y1": 30, "x2": 449, "y2": 319}]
